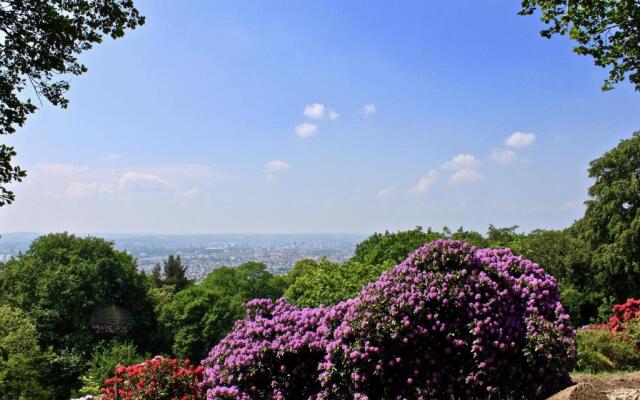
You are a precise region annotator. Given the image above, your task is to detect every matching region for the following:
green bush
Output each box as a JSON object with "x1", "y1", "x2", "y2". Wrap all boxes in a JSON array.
[
  {"x1": 576, "y1": 323, "x2": 640, "y2": 373},
  {"x1": 159, "y1": 262, "x2": 286, "y2": 361},
  {"x1": 0, "y1": 304, "x2": 52, "y2": 400},
  {"x1": 159, "y1": 285, "x2": 243, "y2": 361},
  {"x1": 285, "y1": 259, "x2": 392, "y2": 307},
  {"x1": 77, "y1": 341, "x2": 146, "y2": 396}
]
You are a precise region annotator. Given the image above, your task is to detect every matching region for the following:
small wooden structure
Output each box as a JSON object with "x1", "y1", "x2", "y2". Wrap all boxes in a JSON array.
[{"x1": 89, "y1": 305, "x2": 134, "y2": 335}]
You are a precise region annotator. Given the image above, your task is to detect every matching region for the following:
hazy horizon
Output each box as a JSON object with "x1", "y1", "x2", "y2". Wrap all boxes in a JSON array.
[{"x1": 0, "y1": 231, "x2": 369, "y2": 237}]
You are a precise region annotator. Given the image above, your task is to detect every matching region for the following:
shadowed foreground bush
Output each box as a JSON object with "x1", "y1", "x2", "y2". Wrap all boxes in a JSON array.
[{"x1": 201, "y1": 240, "x2": 576, "y2": 399}]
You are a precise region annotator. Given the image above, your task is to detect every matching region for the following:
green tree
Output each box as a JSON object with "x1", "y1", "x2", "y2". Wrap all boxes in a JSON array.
[
  {"x1": 352, "y1": 226, "x2": 489, "y2": 267},
  {"x1": 162, "y1": 254, "x2": 192, "y2": 292},
  {"x1": 520, "y1": 0, "x2": 640, "y2": 91},
  {"x1": 160, "y1": 285, "x2": 242, "y2": 362},
  {"x1": 152, "y1": 263, "x2": 164, "y2": 288},
  {"x1": 510, "y1": 229, "x2": 597, "y2": 325},
  {"x1": 332, "y1": 227, "x2": 489, "y2": 309},
  {"x1": 0, "y1": 0, "x2": 145, "y2": 206},
  {"x1": 0, "y1": 304, "x2": 52, "y2": 400},
  {"x1": 487, "y1": 224, "x2": 521, "y2": 248},
  {"x1": 0, "y1": 146, "x2": 25, "y2": 207},
  {"x1": 0, "y1": 233, "x2": 155, "y2": 399},
  {"x1": 287, "y1": 259, "x2": 319, "y2": 285},
  {"x1": 448, "y1": 226, "x2": 490, "y2": 248},
  {"x1": 146, "y1": 285, "x2": 175, "y2": 351},
  {"x1": 575, "y1": 132, "x2": 640, "y2": 309},
  {"x1": 351, "y1": 227, "x2": 441, "y2": 266},
  {"x1": 285, "y1": 259, "x2": 392, "y2": 308},
  {"x1": 234, "y1": 261, "x2": 288, "y2": 299},
  {"x1": 159, "y1": 262, "x2": 287, "y2": 361},
  {"x1": 511, "y1": 229, "x2": 590, "y2": 285}
]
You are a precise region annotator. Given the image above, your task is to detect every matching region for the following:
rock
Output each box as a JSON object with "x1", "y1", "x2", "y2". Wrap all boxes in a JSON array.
[{"x1": 547, "y1": 384, "x2": 578, "y2": 400}]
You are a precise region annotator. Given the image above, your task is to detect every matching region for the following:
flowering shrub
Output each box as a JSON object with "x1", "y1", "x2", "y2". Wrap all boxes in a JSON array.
[
  {"x1": 98, "y1": 356, "x2": 205, "y2": 400},
  {"x1": 607, "y1": 298, "x2": 640, "y2": 332},
  {"x1": 576, "y1": 324, "x2": 640, "y2": 372},
  {"x1": 575, "y1": 298, "x2": 640, "y2": 372},
  {"x1": 201, "y1": 240, "x2": 576, "y2": 399},
  {"x1": 200, "y1": 297, "x2": 349, "y2": 399}
]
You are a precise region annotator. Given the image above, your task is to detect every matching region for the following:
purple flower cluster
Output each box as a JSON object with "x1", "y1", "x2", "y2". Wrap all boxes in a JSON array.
[{"x1": 201, "y1": 240, "x2": 576, "y2": 399}]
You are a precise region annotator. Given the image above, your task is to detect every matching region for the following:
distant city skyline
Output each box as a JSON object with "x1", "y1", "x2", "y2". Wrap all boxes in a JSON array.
[
  {"x1": 0, "y1": 232, "x2": 365, "y2": 279},
  {"x1": 1, "y1": 1, "x2": 639, "y2": 234}
]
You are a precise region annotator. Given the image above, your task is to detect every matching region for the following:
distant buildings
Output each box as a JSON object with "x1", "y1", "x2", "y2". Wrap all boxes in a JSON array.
[
  {"x1": 0, "y1": 233, "x2": 364, "y2": 281},
  {"x1": 132, "y1": 236, "x2": 360, "y2": 281}
]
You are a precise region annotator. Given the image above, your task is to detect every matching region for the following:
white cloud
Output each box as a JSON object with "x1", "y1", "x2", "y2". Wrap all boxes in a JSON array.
[
  {"x1": 489, "y1": 148, "x2": 518, "y2": 164},
  {"x1": 329, "y1": 110, "x2": 339, "y2": 120},
  {"x1": 35, "y1": 163, "x2": 90, "y2": 178},
  {"x1": 377, "y1": 186, "x2": 396, "y2": 198},
  {"x1": 451, "y1": 169, "x2": 484, "y2": 184},
  {"x1": 295, "y1": 122, "x2": 318, "y2": 138},
  {"x1": 265, "y1": 173, "x2": 280, "y2": 183},
  {"x1": 441, "y1": 154, "x2": 481, "y2": 171},
  {"x1": 103, "y1": 153, "x2": 124, "y2": 161},
  {"x1": 505, "y1": 131, "x2": 536, "y2": 149},
  {"x1": 264, "y1": 160, "x2": 290, "y2": 183},
  {"x1": 22, "y1": 162, "x2": 227, "y2": 203},
  {"x1": 303, "y1": 103, "x2": 326, "y2": 119},
  {"x1": 118, "y1": 172, "x2": 170, "y2": 191},
  {"x1": 410, "y1": 170, "x2": 439, "y2": 194},
  {"x1": 264, "y1": 160, "x2": 291, "y2": 173},
  {"x1": 66, "y1": 181, "x2": 116, "y2": 197},
  {"x1": 362, "y1": 103, "x2": 377, "y2": 116},
  {"x1": 150, "y1": 164, "x2": 230, "y2": 184}
]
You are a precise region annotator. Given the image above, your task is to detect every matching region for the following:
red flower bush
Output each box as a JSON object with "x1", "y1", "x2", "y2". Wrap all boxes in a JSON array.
[
  {"x1": 576, "y1": 300, "x2": 640, "y2": 372},
  {"x1": 98, "y1": 356, "x2": 205, "y2": 400},
  {"x1": 607, "y1": 298, "x2": 640, "y2": 332}
]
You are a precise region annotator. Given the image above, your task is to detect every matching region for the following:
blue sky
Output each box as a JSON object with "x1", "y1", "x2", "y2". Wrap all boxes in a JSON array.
[{"x1": 1, "y1": 0, "x2": 639, "y2": 234}]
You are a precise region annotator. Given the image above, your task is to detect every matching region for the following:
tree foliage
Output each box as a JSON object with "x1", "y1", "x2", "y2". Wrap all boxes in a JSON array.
[
  {"x1": 0, "y1": 233, "x2": 155, "y2": 399},
  {"x1": 286, "y1": 226, "x2": 490, "y2": 309},
  {"x1": 285, "y1": 259, "x2": 392, "y2": 308},
  {"x1": 0, "y1": 145, "x2": 25, "y2": 206},
  {"x1": 509, "y1": 229, "x2": 589, "y2": 284},
  {"x1": 509, "y1": 228, "x2": 598, "y2": 326},
  {"x1": 0, "y1": 0, "x2": 144, "y2": 206},
  {"x1": 352, "y1": 226, "x2": 490, "y2": 267},
  {"x1": 153, "y1": 254, "x2": 193, "y2": 292},
  {"x1": 351, "y1": 227, "x2": 441, "y2": 266},
  {"x1": 576, "y1": 132, "x2": 640, "y2": 304},
  {"x1": 160, "y1": 286, "x2": 242, "y2": 362},
  {"x1": 77, "y1": 341, "x2": 145, "y2": 397},
  {"x1": 159, "y1": 262, "x2": 287, "y2": 361},
  {"x1": 0, "y1": 304, "x2": 52, "y2": 400},
  {"x1": 347, "y1": 225, "x2": 601, "y2": 326},
  {"x1": 286, "y1": 258, "x2": 319, "y2": 285},
  {"x1": 486, "y1": 224, "x2": 521, "y2": 248},
  {"x1": 520, "y1": 0, "x2": 640, "y2": 91}
]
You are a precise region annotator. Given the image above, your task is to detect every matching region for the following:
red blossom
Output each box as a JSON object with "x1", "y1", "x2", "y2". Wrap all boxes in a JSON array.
[
  {"x1": 97, "y1": 356, "x2": 205, "y2": 400},
  {"x1": 606, "y1": 298, "x2": 640, "y2": 332}
]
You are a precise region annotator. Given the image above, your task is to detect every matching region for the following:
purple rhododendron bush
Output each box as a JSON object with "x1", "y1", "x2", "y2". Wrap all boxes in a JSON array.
[{"x1": 201, "y1": 240, "x2": 576, "y2": 399}]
